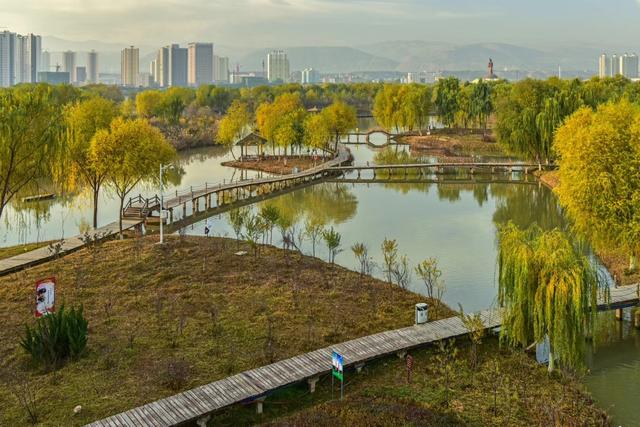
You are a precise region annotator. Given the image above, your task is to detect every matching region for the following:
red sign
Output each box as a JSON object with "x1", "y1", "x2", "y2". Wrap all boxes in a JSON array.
[{"x1": 35, "y1": 277, "x2": 56, "y2": 317}]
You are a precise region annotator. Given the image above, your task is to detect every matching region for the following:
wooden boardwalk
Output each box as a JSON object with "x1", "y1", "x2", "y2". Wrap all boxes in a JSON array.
[
  {"x1": 0, "y1": 219, "x2": 143, "y2": 277},
  {"x1": 86, "y1": 284, "x2": 639, "y2": 427},
  {"x1": 330, "y1": 162, "x2": 554, "y2": 174}
]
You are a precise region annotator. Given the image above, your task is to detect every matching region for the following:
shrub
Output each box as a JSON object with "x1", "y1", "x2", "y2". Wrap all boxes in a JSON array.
[{"x1": 20, "y1": 305, "x2": 88, "y2": 369}]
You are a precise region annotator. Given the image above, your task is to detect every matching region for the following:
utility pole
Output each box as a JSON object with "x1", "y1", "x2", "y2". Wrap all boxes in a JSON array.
[{"x1": 159, "y1": 164, "x2": 166, "y2": 244}]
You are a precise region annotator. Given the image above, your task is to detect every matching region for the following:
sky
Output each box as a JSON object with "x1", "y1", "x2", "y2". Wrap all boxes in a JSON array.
[{"x1": 3, "y1": 0, "x2": 640, "y2": 50}]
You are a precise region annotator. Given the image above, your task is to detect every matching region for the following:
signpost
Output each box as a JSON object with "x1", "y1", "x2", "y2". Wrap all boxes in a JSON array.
[
  {"x1": 35, "y1": 277, "x2": 56, "y2": 317},
  {"x1": 332, "y1": 351, "x2": 344, "y2": 400}
]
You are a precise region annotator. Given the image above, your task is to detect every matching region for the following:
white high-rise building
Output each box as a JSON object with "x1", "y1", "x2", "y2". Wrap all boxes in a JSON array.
[
  {"x1": 267, "y1": 50, "x2": 289, "y2": 83},
  {"x1": 610, "y1": 54, "x2": 620, "y2": 77},
  {"x1": 187, "y1": 42, "x2": 214, "y2": 86},
  {"x1": 620, "y1": 53, "x2": 639, "y2": 79},
  {"x1": 155, "y1": 47, "x2": 169, "y2": 87},
  {"x1": 87, "y1": 50, "x2": 98, "y2": 84},
  {"x1": 598, "y1": 54, "x2": 609, "y2": 78},
  {"x1": 63, "y1": 51, "x2": 77, "y2": 82},
  {"x1": 0, "y1": 31, "x2": 41, "y2": 86},
  {"x1": 121, "y1": 46, "x2": 139, "y2": 87},
  {"x1": 301, "y1": 68, "x2": 320, "y2": 84},
  {"x1": 213, "y1": 55, "x2": 229, "y2": 83},
  {"x1": 157, "y1": 44, "x2": 187, "y2": 87}
]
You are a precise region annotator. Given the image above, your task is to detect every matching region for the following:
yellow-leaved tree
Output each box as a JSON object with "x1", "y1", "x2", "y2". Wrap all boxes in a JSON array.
[
  {"x1": 217, "y1": 100, "x2": 251, "y2": 159},
  {"x1": 65, "y1": 96, "x2": 119, "y2": 228},
  {"x1": 321, "y1": 100, "x2": 357, "y2": 151},
  {"x1": 92, "y1": 118, "x2": 176, "y2": 236},
  {"x1": 554, "y1": 100, "x2": 640, "y2": 271}
]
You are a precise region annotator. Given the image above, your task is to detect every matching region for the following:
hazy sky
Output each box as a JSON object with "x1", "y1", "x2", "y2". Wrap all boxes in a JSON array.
[{"x1": 4, "y1": 0, "x2": 640, "y2": 49}]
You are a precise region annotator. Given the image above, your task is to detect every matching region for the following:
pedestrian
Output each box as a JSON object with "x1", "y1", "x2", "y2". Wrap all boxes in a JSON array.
[{"x1": 204, "y1": 219, "x2": 211, "y2": 237}]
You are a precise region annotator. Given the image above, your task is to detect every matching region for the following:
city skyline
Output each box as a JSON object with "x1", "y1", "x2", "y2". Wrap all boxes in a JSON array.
[{"x1": 6, "y1": 0, "x2": 640, "y2": 50}]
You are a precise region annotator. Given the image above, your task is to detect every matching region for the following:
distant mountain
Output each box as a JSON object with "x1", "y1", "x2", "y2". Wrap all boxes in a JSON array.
[
  {"x1": 357, "y1": 41, "x2": 599, "y2": 72},
  {"x1": 237, "y1": 47, "x2": 399, "y2": 73}
]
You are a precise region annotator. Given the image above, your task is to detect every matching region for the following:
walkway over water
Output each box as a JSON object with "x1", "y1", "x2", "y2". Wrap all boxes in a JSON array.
[
  {"x1": 87, "y1": 285, "x2": 638, "y2": 427},
  {"x1": 0, "y1": 219, "x2": 143, "y2": 277}
]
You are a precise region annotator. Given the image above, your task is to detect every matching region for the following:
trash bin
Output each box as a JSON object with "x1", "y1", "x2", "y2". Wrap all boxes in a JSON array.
[{"x1": 415, "y1": 303, "x2": 429, "y2": 325}]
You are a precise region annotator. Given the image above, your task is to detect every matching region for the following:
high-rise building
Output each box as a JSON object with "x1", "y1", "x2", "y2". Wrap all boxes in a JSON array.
[
  {"x1": 155, "y1": 47, "x2": 169, "y2": 87},
  {"x1": 63, "y1": 51, "x2": 77, "y2": 82},
  {"x1": 598, "y1": 54, "x2": 609, "y2": 79},
  {"x1": 0, "y1": 31, "x2": 17, "y2": 87},
  {"x1": 187, "y1": 42, "x2": 214, "y2": 86},
  {"x1": 168, "y1": 44, "x2": 188, "y2": 87},
  {"x1": 620, "y1": 53, "x2": 639, "y2": 79},
  {"x1": 41, "y1": 50, "x2": 51, "y2": 73},
  {"x1": 213, "y1": 55, "x2": 229, "y2": 83},
  {"x1": 267, "y1": 50, "x2": 289, "y2": 83},
  {"x1": 87, "y1": 50, "x2": 98, "y2": 84},
  {"x1": 610, "y1": 54, "x2": 620, "y2": 77},
  {"x1": 76, "y1": 66, "x2": 87, "y2": 84},
  {"x1": 301, "y1": 68, "x2": 320, "y2": 84},
  {"x1": 121, "y1": 46, "x2": 139, "y2": 87},
  {"x1": 149, "y1": 60, "x2": 156, "y2": 84}
]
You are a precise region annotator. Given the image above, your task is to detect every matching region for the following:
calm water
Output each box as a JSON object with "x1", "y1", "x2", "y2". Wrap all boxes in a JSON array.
[{"x1": 3, "y1": 122, "x2": 639, "y2": 425}]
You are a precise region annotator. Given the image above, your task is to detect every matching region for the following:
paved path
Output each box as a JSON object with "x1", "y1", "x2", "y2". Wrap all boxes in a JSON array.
[
  {"x1": 0, "y1": 219, "x2": 143, "y2": 277},
  {"x1": 86, "y1": 284, "x2": 639, "y2": 427}
]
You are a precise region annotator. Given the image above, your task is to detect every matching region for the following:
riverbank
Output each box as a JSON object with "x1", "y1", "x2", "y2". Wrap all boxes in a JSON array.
[
  {"x1": 0, "y1": 235, "x2": 452, "y2": 426},
  {"x1": 536, "y1": 170, "x2": 640, "y2": 286},
  {"x1": 0, "y1": 241, "x2": 53, "y2": 261},
  {"x1": 214, "y1": 338, "x2": 607, "y2": 426},
  {"x1": 399, "y1": 130, "x2": 505, "y2": 159},
  {"x1": 221, "y1": 155, "x2": 327, "y2": 175}
]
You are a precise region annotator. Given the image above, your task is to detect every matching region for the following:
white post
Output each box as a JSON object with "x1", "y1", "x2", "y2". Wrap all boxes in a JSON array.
[{"x1": 159, "y1": 164, "x2": 165, "y2": 244}]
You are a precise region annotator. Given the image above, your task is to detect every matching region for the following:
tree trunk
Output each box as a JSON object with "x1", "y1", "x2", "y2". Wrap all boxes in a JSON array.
[
  {"x1": 92, "y1": 187, "x2": 100, "y2": 229},
  {"x1": 630, "y1": 254, "x2": 638, "y2": 272},
  {"x1": 547, "y1": 350, "x2": 555, "y2": 373},
  {"x1": 118, "y1": 196, "x2": 124, "y2": 240}
]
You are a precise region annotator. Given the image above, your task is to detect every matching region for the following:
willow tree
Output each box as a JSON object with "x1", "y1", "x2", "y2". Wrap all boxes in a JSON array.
[
  {"x1": 0, "y1": 85, "x2": 63, "y2": 220},
  {"x1": 65, "y1": 97, "x2": 118, "y2": 228},
  {"x1": 554, "y1": 100, "x2": 640, "y2": 271},
  {"x1": 217, "y1": 100, "x2": 251, "y2": 158},
  {"x1": 93, "y1": 118, "x2": 176, "y2": 236},
  {"x1": 321, "y1": 100, "x2": 356, "y2": 151},
  {"x1": 497, "y1": 222, "x2": 598, "y2": 371}
]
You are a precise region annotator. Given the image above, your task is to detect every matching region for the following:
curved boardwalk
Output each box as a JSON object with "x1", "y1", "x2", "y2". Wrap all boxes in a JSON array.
[{"x1": 86, "y1": 285, "x2": 639, "y2": 427}]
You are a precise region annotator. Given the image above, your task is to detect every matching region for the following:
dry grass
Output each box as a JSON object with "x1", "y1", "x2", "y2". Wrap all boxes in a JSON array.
[
  {"x1": 400, "y1": 132, "x2": 504, "y2": 159},
  {"x1": 211, "y1": 340, "x2": 608, "y2": 426},
  {"x1": 222, "y1": 156, "x2": 326, "y2": 175},
  {"x1": 0, "y1": 235, "x2": 450, "y2": 426}
]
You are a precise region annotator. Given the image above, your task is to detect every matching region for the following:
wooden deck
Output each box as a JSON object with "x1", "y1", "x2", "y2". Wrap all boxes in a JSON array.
[
  {"x1": 329, "y1": 162, "x2": 554, "y2": 173},
  {"x1": 86, "y1": 284, "x2": 639, "y2": 427},
  {"x1": 0, "y1": 219, "x2": 143, "y2": 277}
]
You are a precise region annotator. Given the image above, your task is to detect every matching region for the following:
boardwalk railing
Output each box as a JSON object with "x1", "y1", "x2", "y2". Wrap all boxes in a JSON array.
[{"x1": 86, "y1": 284, "x2": 639, "y2": 427}]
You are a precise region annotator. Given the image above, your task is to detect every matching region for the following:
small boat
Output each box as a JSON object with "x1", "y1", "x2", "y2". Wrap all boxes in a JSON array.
[{"x1": 22, "y1": 193, "x2": 56, "y2": 203}]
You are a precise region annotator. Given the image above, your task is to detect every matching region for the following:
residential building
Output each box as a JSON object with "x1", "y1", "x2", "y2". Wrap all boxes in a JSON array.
[
  {"x1": 620, "y1": 53, "x2": 639, "y2": 79},
  {"x1": 610, "y1": 54, "x2": 620, "y2": 76},
  {"x1": 149, "y1": 59, "x2": 156, "y2": 84},
  {"x1": 76, "y1": 66, "x2": 87, "y2": 84},
  {"x1": 187, "y1": 42, "x2": 214, "y2": 86},
  {"x1": 267, "y1": 50, "x2": 289, "y2": 83},
  {"x1": 301, "y1": 68, "x2": 320, "y2": 84},
  {"x1": 87, "y1": 50, "x2": 98, "y2": 84},
  {"x1": 156, "y1": 44, "x2": 188, "y2": 87},
  {"x1": 155, "y1": 47, "x2": 169, "y2": 87},
  {"x1": 213, "y1": 55, "x2": 229, "y2": 83},
  {"x1": 121, "y1": 46, "x2": 139, "y2": 87},
  {"x1": 598, "y1": 54, "x2": 609, "y2": 78},
  {"x1": 63, "y1": 50, "x2": 77, "y2": 82},
  {"x1": 0, "y1": 31, "x2": 17, "y2": 86}
]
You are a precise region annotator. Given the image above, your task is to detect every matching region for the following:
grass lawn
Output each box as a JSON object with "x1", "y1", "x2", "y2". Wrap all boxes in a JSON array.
[
  {"x1": 208, "y1": 338, "x2": 608, "y2": 426},
  {"x1": 0, "y1": 235, "x2": 451, "y2": 426}
]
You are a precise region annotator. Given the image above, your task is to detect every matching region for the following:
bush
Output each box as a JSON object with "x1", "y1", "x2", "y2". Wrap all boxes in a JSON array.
[{"x1": 20, "y1": 305, "x2": 88, "y2": 368}]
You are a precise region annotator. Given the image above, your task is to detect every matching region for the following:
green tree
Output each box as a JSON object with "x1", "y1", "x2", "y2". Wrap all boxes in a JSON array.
[
  {"x1": 321, "y1": 100, "x2": 357, "y2": 150},
  {"x1": 93, "y1": 118, "x2": 176, "y2": 236},
  {"x1": 303, "y1": 113, "x2": 332, "y2": 153},
  {"x1": 64, "y1": 96, "x2": 118, "y2": 228},
  {"x1": 434, "y1": 77, "x2": 461, "y2": 128},
  {"x1": 322, "y1": 227, "x2": 342, "y2": 264},
  {"x1": 470, "y1": 80, "x2": 493, "y2": 135},
  {"x1": 0, "y1": 85, "x2": 63, "y2": 219},
  {"x1": 497, "y1": 222, "x2": 598, "y2": 371},
  {"x1": 217, "y1": 100, "x2": 251, "y2": 157},
  {"x1": 554, "y1": 100, "x2": 640, "y2": 271}
]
